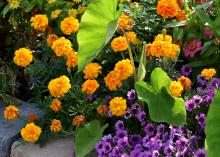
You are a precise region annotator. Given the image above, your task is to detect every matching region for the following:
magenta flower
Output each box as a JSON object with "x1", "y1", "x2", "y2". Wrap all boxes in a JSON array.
[
  {"x1": 184, "y1": 39, "x2": 203, "y2": 58},
  {"x1": 203, "y1": 27, "x2": 213, "y2": 39}
]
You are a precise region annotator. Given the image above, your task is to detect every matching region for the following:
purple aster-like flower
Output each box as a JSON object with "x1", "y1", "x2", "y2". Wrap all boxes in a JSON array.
[
  {"x1": 196, "y1": 113, "x2": 206, "y2": 129},
  {"x1": 210, "y1": 78, "x2": 220, "y2": 89},
  {"x1": 181, "y1": 65, "x2": 192, "y2": 76},
  {"x1": 144, "y1": 123, "x2": 155, "y2": 137},
  {"x1": 192, "y1": 95, "x2": 203, "y2": 105},
  {"x1": 127, "y1": 89, "x2": 136, "y2": 101},
  {"x1": 115, "y1": 120, "x2": 124, "y2": 130},
  {"x1": 185, "y1": 99, "x2": 197, "y2": 112},
  {"x1": 176, "y1": 137, "x2": 188, "y2": 150},
  {"x1": 184, "y1": 39, "x2": 203, "y2": 58},
  {"x1": 203, "y1": 27, "x2": 213, "y2": 39},
  {"x1": 129, "y1": 134, "x2": 142, "y2": 146},
  {"x1": 137, "y1": 111, "x2": 146, "y2": 122},
  {"x1": 194, "y1": 148, "x2": 206, "y2": 157}
]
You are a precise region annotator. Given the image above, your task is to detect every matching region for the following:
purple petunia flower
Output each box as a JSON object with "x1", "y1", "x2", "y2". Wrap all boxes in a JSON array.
[
  {"x1": 130, "y1": 148, "x2": 141, "y2": 157},
  {"x1": 197, "y1": 75, "x2": 207, "y2": 86},
  {"x1": 152, "y1": 150, "x2": 160, "y2": 157},
  {"x1": 117, "y1": 137, "x2": 129, "y2": 147},
  {"x1": 203, "y1": 27, "x2": 213, "y2": 39},
  {"x1": 181, "y1": 65, "x2": 192, "y2": 76},
  {"x1": 116, "y1": 130, "x2": 128, "y2": 139},
  {"x1": 192, "y1": 95, "x2": 203, "y2": 105},
  {"x1": 129, "y1": 134, "x2": 142, "y2": 146},
  {"x1": 124, "y1": 109, "x2": 132, "y2": 119},
  {"x1": 156, "y1": 124, "x2": 165, "y2": 135},
  {"x1": 87, "y1": 94, "x2": 94, "y2": 102},
  {"x1": 115, "y1": 120, "x2": 124, "y2": 131},
  {"x1": 203, "y1": 95, "x2": 213, "y2": 106},
  {"x1": 196, "y1": 113, "x2": 206, "y2": 129},
  {"x1": 184, "y1": 39, "x2": 203, "y2": 58},
  {"x1": 176, "y1": 137, "x2": 188, "y2": 150},
  {"x1": 139, "y1": 151, "x2": 152, "y2": 157},
  {"x1": 137, "y1": 111, "x2": 146, "y2": 122},
  {"x1": 210, "y1": 78, "x2": 220, "y2": 89},
  {"x1": 127, "y1": 89, "x2": 136, "y2": 101},
  {"x1": 144, "y1": 123, "x2": 155, "y2": 137},
  {"x1": 164, "y1": 145, "x2": 175, "y2": 156},
  {"x1": 185, "y1": 99, "x2": 197, "y2": 112},
  {"x1": 194, "y1": 148, "x2": 206, "y2": 157}
]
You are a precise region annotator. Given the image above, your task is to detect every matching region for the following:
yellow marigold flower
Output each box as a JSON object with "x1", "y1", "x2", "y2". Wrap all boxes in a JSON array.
[
  {"x1": 30, "y1": 14, "x2": 49, "y2": 31},
  {"x1": 156, "y1": 0, "x2": 179, "y2": 19},
  {"x1": 13, "y1": 48, "x2": 33, "y2": 67},
  {"x1": 50, "y1": 119, "x2": 62, "y2": 132},
  {"x1": 74, "y1": 0, "x2": 81, "y2": 3},
  {"x1": 83, "y1": 63, "x2": 102, "y2": 79},
  {"x1": 65, "y1": 50, "x2": 78, "y2": 68},
  {"x1": 109, "y1": 97, "x2": 127, "y2": 116},
  {"x1": 155, "y1": 34, "x2": 172, "y2": 43},
  {"x1": 111, "y1": 36, "x2": 128, "y2": 52},
  {"x1": 124, "y1": 32, "x2": 138, "y2": 44},
  {"x1": 4, "y1": 105, "x2": 19, "y2": 121},
  {"x1": 50, "y1": 99, "x2": 62, "y2": 112},
  {"x1": 118, "y1": 12, "x2": 134, "y2": 31},
  {"x1": 28, "y1": 113, "x2": 38, "y2": 123},
  {"x1": 104, "y1": 71, "x2": 122, "y2": 91},
  {"x1": 97, "y1": 105, "x2": 108, "y2": 116},
  {"x1": 170, "y1": 81, "x2": 183, "y2": 97},
  {"x1": 169, "y1": 44, "x2": 180, "y2": 59},
  {"x1": 114, "y1": 59, "x2": 134, "y2": 80},
  {"x1": 82, "y1": 79, "x2": 99, "y2": 95},
  {"x1": 48, "y1": 0, "x2": 56, "y2": 4},
  {"x1": 21, "y1": 123, "x2": 41, "y2": 142},
  {"x1": 178, "y1": 76, "x2": 191, "y2": 90},
  {"x1": 68, "y1": 9, "x2": 78, "y2": 17},
  {"x1": 51, "y1": 9, "x2": 62, "y2": 19},
  {"x1": 9, "y1": 0, "x2": 21, "y2": 9},
  {"x1": 201, "y1": 68, "x2": 216, "y2": 80},
  {"x1": 150, "y1": 40, "x2": 172, "y2": 58},
  {"x1": 48, "y1": 76, "x2": 71, "y2": 98},
  {"x1": 47, "y1": 34, "x2": 59, "y2": 47},
  {"x1": 60, "y1": 16, "x2": 79, "y2": 35},
  {"x1": 78, "y1": 6, "x2": 86, "y2": 14},
  {"x1": 73, "y1": 115, "x2": 84, "y2": 127},
  {"x1": 51, "y1": 37, "x2": 73, "y2": 57}
]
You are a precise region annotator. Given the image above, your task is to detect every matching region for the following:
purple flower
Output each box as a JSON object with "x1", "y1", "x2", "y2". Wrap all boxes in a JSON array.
[
  {"x1": 139, "y1": 151, "x2": 152, "y2": 157},
  {"x1": 129, "y1": 134, "x2": 142, "y2": 146},
  {"x1": 144, "y1": 123, "x2": 155, "y2": 137},
  {"x1": 192, "y1": 95, "x2": 203, "y2": 105},
  {"x1": 137, "y1": 111, "x2": 146, "y2": 122},
  {"x1": 121, "y1": 153, "x2": 129, "y2": 157},
  {"x1": 164, "y1": 145, "x2": 175, "y2": 156},
  {"x1": 116, "y1": 130, "x2": 128, "y2": 139},
  {"x1": 176, "y1": 151, "x2": 185, "y2": 157},
  {"x1": 111, "y1": 146, "x2": 121, "y2": 156},
  {"x1": 194, "y1": 148, "x2": 206, "y2": 157},
  {"x1": 124, "y1": 109, "x2": 132, "y2": 119},
  {"x1": 152, "y1": 150, "x2": 160, "y2": 157},
  {"x1": 103, "y1": 142, "x2": 112, "y2": 153},
  {"x1": 156, "y1": 124, "x2": 165, "y2": 135},
  {"x1": 184, "y1": 39, "x2": 203, "y2": 58},
  {"x1": 203, "y1": 27, "x2": 213, "y2": 39},
  {"x1": 205, "y1": 88, "x2": 215, "y2": 97},
  {"x1": 115, "y1": 120, "x2": 124, "y2": 130},
  {"x1": 117, "y1": 137, "x2": 129, "y2": 147},
  {"x1": 197, "y1": 75, "x2": 208, "y2": 87},
  {"x1": 102, "y1": 135, "x2": 112, "y2": 143},
  {"x1": 196, "y1": 113, "x2": 206, "y2": 129},
  {"x1": 210, "y1": 78, "x2": 220, "y2": 89},
  {"x1": 130, "y1": 148, "x2": 141, "y2": 157},
  {"x1": 181, "y1": 65, "x2": 192, "y2": 76},
  {"x1": 104, "y1": 95, "x2": 113, "y2": 103},
  {"x1": 87, "y1": 94, "x2": 94, "y2": 102},
  {"x1": 127, "y1": 89, "x2": 136, "y2": 101},
  {"x1": 203, "y1": 95, "x2": 213, "y2": 106},
  {"x1": 185, "y1": 99, "x2": 197, "y2": 112},
  {"x1": 108, "y1": 111, "x2": 113, "y2": 117},
  {"x1": 95, "y1": 141, "x2": 104, "y2": 153},
  {"x1": 176, "y1": 137, "x2": 188, "y2": 149}
]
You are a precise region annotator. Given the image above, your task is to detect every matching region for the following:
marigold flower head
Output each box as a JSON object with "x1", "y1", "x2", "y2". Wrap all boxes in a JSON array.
[
  {"x1": 65, "y1": 50, "x2": 78, "y2": 68},
  {"x1": 48, "y1": 76, "x2": 71, "y2": 98},
  {"x1": 74, "y1": 0, "x2": 81, "y2": 3},
  {"x1": 124, "y1": 32, "x2": 138, "y2": 44},
  {"x1": 50, "y1": 99, "x2": 62, "y2": 112},
  {"x1": 68, "y1": 9, "x2": 78, "y2": 17},
  {"x1": 51, "y1": 9, "x2": 62, "y2": 19},
  {"x1": 118, "y1": 12, "x2": 134, "y2": 31},
  {"x1": 47, "y1": 34, "x2": 59, "y2": 47},
  {"x1": 78, "y1": 6, "x2": 86, "y2": 14},
  {"x1": 156, "y1": 0, "x2": 179, "y2": 18},
  {"x1": 50, "y1": 119, "x2": 62, "y2": 132},
  {"x1": 114, "y1": 59, "x2": 134, "y2": 80},
  {"x1": 21, "y1": 123, "x2": 42, "y2": 142},
  {"x1": 109, "y1": 97, "x2": 127, "y2": 116},
  {"x1": 13, "y1": 48, "x2": 33, "y2": 67},
  {"x1": 111, "y1": 36, "x2": 128, "y2": 52},
  {"x1": 146, "y1": 43, "x2": 152, "y2": 57},
  {"x1": 170, "y1": 44, "x2": 180, "y2": 59},
  {"x1": 83, "y1": 63, "x2": 102, "y2": 79},
  {"x1": 104, "y1": 71, "x2": 122, "y2": 91},
  {"x1": 9, "y1": 0, "x2": 21, "y2": 9},
  {"x1": 150, "y1": 40, "x2": 171, "y2": 57},
  {"x1": 97, "y1": 105, "x2": 108, "y2": 116},
  {"x1": 28, "y1": 113, "x2": 38, "y2": 123},
  {"x1": 4, "y1": 105, "x2": 19, "y2": 121},
  {"x1": 51, "y1": 37, "x2": 73, "y2": 57},
  {"x1": 176, "y1": 10, "x2": 187, "y2": 22},
  {"x1": 178, "y1": 76, "x2": 191, "y2": 90},
  {"x1": 170, "y1": 81, "x2": 183, "y2": 97},
  {"x1": 82, "y1": 79, "x2": 99, "y2": 95},
  {"x1": 60, "y1": 16, "x2": 79, "y2": 35},
  {"x1": 73, "y1": 115, "x2": 84, "y2": 127},
  {"x1": 201, "y1": 68, "x2": 216, "y2": 80},
  {"x1": 30, "y1": 14, "x2": 49, "y2": 31},
  {"x1": 155, "y1": 34, "x2": 172, "y2": 43}
]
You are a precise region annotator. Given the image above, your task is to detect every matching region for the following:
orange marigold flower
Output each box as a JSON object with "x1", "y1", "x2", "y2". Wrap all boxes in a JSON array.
[
  {"x1": 50, "y1": 99, "x2": 62, "y2": 112},
  {"x1": 124, "y1": 32, "x2": 138, "y2": 44},
  {"x1": 111, "y1": 36, "x2": 128, "y2": 52},
  {"x1": 50, "y1": 119, "x2": 62, "y2": 132},
  {"x1": 28, "y1": 113, "x2": 38, "y2": 123},
  {"x1": 30, "y1": 14, "x2": 48, "y2": 31},
  {"x1": 150, "y1": 40, "x2": 172, "y2": 58},
  {"x1": 146, "y1": 43, "x2": 152, "y2": 57},
  {"x1": 169, "y1": 44, "x2": 180, "y2": 59},
  {"x1": 104, "y1": 71, "x2": 122, "y2": 91},
  {"x1": 97, "y1": 105, "x2": 108, "y2": 116},
  {"x1": 83, "y1": 63, "x2": 102, "y2": 79},
  {"x1": 178, "y1": 76, "x2": 191, "y2": 90},
  {"x1": 65, "y1": 50, "x2": 78, "y2": 68},
  {"x1": 156, "y1": 0, "x2": 179, "y2": 19},
  {"x1": 114, "y1": 59, "x2": 134, "y2": 80},
  {"x1": 201, "y1": 68, "x2": 216, "y2": 80},
  {"x1": 13, "y1": 48, "x2": 33, "y2": 67},
  {"x1": 176, "y1": 10, "x2": 187, "y2": 22},
  {"x1": 4, "y1": 105, "x2": 19, "y2": 121},
  {"x1": 118, "y1": 12, "x2": 134, "y2": 31},
  {"x1": 48, "y1": 76, "x2": 71, "y2": 98},
  {"x1": 21, "y1": 123, "x2": 42, "y2": 142},
  {"x1": 60, "y1": 16, "x2": 79, "y2": 35},
  {"x1": 155, "y1": 34, "x2": 172, "y2": 43},
  {"x1": 51, "y1": 37, "x2": 73, "y2": 57},
  {"x1": 170, "y1": 81, "x2": 183, "y2": 97},
  {"x1": 109, "y1": 97, "x2": 127, "y2": 116},
  {"x1": 47, "y1": 34, "x2": 59, "y2": 47},
  {"x1": 73, "y1": 115, "x2": 84, "y2": 127},
  {"x1": 82, "y1": 79, "x2": 99, "y2": 95}
]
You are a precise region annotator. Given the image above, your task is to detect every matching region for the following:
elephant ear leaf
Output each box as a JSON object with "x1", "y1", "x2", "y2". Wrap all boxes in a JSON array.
[{"x1": 77, "y1": 0, "x2": 122, "y2": 71}]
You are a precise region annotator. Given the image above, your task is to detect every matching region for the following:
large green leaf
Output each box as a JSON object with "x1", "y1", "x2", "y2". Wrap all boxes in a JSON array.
[
  {"x1": 75, "y1": 120, "x2": 108, "y2": 157},
  {"x1": 205, "y1": 90, "x2": 220, "y2": 157},
  {"x1": 135, "y1": 68, "x2": 186, "y2": 125},
  {"x1": 77, "y1": 0, "x2": 122, "y2": 71}
]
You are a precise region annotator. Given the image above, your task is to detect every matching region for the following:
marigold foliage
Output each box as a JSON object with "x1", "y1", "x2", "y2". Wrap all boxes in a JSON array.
[
  {"x1": 111, "y1": 36, "x2": 128, "y2": 52},
  {"x1": 50, "y1": 119, "x2": 62, "y2": 132},
  {"x1": 170, "y1": 81, "x2": 183, "y2": 97},
  {"x1": 50, "y1": 99, "x2": 62, "y2": 112},
  {"x1": 82, "y1": 79, "x2": 99, "y2": 95},
  {"x1": 21, "y1": 123, "x2": 42, "y2": 142},
  {"x1": 4, "y1": 105, "x2": 19, "y2": 121},
  {"x1": 114, "y1": 59, "x2": 134, "y2": 80},
  {"x1": 201, "y1": 68, "x2": 216, "y2": 80},
  {"x1": 30, "y1": 14, "x2": 49, "y2": 31},
  {"x1": 156, "y1": 0, "x2": 179, "y2": 18},
  {"x1": 60, "y1": 16, "x2": 79, "y2": 35},
  {"x1": 13, "y1": 48, "x2": 33, "y2": 67},
  {"x1": 83, "y1": 63, "x2": 102, "y2": 79},
  {"x1": 109, "y1": 97, "x2": 127, "y2": 116}
]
